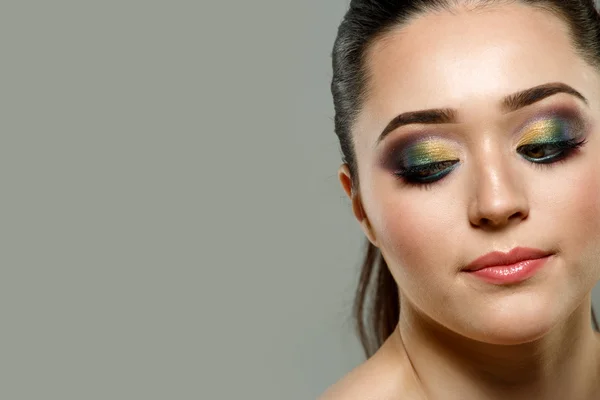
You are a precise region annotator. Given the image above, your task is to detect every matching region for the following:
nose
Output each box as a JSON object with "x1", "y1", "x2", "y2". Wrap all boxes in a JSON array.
[{"x1": 468, "y1": 151, "x2": 529, "y2": 230}]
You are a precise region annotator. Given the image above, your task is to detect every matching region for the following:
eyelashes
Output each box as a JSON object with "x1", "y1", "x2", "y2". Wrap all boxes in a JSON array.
[
  {"x1": 394, "y1": 159, "x2": 460, "y2": 185},
  {"x1": 390, "y1": 115, "x2": 588, "y2": 189},
  {"x1": 517, "y1": 137, "x2": 587, "y2": 164}
]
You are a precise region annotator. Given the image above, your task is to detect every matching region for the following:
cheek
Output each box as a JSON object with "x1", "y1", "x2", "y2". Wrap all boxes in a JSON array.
[
  {"x1": 365, "y1": 178, "x2": 464, "y2": 282},
  {"x1": 548, "y1": 161, "x2": 600, "y2": 280},
  {"x1": 573, "y1": 169, "x2": 600, "y2": 238}
]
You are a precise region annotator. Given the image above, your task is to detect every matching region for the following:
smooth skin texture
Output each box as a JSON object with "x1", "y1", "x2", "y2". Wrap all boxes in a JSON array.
[{"x1": 323, "y1": 3, "x2": 600, "y2": 400}]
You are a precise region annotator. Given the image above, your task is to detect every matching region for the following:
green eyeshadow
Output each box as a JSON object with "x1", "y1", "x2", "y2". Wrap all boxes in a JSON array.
[
  {"x1": 401, "y1": 141, "x2": 459, "y2": 167},
  {"x1": 517, "y1": 117, "x2": 574, "y2": 147}
]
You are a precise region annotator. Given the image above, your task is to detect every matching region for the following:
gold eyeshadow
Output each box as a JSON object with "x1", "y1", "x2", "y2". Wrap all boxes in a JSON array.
[
  {"x1": 381, "y1": 109, "x2": 589, "y2": 186},
  {"x1": 400, "y1": 140, "x2": 460, "y2": 167},
  {"x1": 517, "y1": 117, "x2": 576, "y2": 147}
]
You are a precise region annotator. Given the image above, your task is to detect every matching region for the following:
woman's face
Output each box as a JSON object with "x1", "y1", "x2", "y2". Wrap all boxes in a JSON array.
[{"x1": 344, "y1": 3, "x2": 600, "y2": 343}]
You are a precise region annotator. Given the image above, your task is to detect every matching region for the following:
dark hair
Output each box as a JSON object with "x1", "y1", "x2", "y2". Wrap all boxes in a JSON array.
[{"x1": 331, "y1": 0, "x2": 600, "y2": 358}]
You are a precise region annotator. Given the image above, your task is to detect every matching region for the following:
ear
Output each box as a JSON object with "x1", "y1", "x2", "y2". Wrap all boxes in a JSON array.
[{"x1": 338, "y1": 164, "x2": 379, "y2": 247}]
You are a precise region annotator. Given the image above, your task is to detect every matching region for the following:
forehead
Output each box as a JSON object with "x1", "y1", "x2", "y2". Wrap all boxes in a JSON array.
[{"x1": 357, "y1": 3, "x2": 593, "y2": 139}]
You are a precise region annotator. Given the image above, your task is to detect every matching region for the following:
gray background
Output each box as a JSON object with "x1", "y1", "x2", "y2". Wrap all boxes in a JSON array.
[{"x1": 2, "y1": 1, "x2": 599, "y2": 399}]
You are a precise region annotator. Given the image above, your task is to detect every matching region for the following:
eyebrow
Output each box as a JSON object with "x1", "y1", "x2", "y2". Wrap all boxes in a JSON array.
[{"x1": 376, "y1": 82, "x2": 588, "y2": 146}]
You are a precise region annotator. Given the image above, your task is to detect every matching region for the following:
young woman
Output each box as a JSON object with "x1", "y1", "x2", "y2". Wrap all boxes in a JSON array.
[{"x1": 322, "y1": 1, "x2": 600, "y2": 399}]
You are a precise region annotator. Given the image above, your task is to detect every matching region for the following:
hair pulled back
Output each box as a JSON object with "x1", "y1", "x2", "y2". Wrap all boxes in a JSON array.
[{"x1": 331, "y1": 0, "x2": 600, "y2": 358}]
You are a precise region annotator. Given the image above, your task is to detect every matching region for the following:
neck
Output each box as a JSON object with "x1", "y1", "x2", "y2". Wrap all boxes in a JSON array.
[{"x1": 396, "y1": 294, "x2": 600, "y2": 400}]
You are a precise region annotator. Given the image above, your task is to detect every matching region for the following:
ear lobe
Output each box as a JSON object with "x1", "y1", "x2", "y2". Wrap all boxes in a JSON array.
[
  {"x1": 358, "y1": 213, "x2": 379, "y2": 247},
  {"x1": 338, "y1": 164, "x2": 379, "y2": 247}
]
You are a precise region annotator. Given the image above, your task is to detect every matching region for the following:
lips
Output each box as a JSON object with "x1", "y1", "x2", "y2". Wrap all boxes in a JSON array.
[{"x1": 463, "y1": 247, "x2": 553, "y2": 272}]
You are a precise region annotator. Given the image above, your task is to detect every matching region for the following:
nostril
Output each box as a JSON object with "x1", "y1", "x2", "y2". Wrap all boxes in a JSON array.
[
  {"x1": 477, "y1": 211, "x2": 527, "y2": 228},
  {"x1": 508, "y1": 210, "x2": 528, "y2": 222},
  {"x1": 480, "y1": 217, "x2": 500, "y2": 228}
]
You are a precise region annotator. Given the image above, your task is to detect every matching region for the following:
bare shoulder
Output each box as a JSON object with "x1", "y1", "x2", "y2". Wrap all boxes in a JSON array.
[
  {"x1": 317, "y1": 356, "x2": 404, "y2": 400},
  {"x1": 318, "y1": 334, "x2": 426, "y2": 400}
]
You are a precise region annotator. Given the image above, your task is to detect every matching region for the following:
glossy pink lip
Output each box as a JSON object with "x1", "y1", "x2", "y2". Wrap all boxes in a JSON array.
[
  {"x1": 464, "y1": 247, "x2": 552, "y2": 271},
  {"x1": 463, "y1": 247, "x2": 553, "y2": 285}
]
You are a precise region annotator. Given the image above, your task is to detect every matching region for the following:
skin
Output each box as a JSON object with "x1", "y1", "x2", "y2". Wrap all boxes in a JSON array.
[{"x1": 322, "y1": 3, "x2": 600, "y2": 400}]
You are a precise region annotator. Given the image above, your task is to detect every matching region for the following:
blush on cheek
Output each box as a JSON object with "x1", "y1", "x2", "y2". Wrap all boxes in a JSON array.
[
  {"x1": 373, "y1": 191, "x2": 461, "y2": 275},
  {"x1": 570, "y1": 166, "x2": 600, "y2": 240},
  {"x1": 548, "y1": 161, "x2": 600, "y2": 284}
]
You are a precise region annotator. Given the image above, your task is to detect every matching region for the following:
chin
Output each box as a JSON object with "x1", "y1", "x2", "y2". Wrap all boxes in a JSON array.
[
  {"x1": 458, "y1": 301, "x2": 562, "y2": 345},
  {"x1": 476, "y1": 322, "x2": 555, "y2": 345}
]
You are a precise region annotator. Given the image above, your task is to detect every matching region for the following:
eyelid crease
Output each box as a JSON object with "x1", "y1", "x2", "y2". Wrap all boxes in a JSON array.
[{"x1": 514, "y1": 108, "x2": 587, "y2": 147}]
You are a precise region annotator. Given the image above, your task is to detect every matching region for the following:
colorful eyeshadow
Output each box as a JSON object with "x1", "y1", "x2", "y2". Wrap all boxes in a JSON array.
[
  {"x1": 401, "y1": 140, "x2": 459, "y2": 167},
  {"x1": 517, "y1": 118, "x2": 573, "y2": 147}
]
